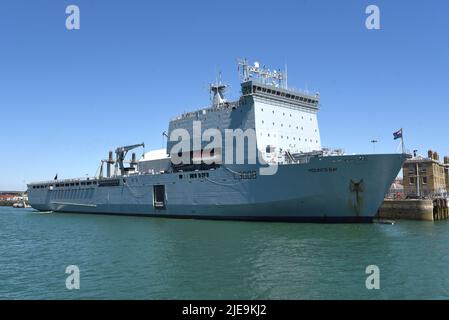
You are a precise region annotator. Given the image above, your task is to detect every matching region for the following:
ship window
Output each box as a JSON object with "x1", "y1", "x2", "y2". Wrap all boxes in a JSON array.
[
  {"x1": 276, "y1": 91, "x2": 280, "y2": 96},
  {"x1": 262, "y1": 120, "x2": 264, "y2": 124},
  {"x1": 286, "y1": 94, "x2": 291, "y2": 98},
  {"x1": 300, "y1": 97, "x2": 304, "y2": 101},
  {"x1": 257, "y1": 87, "x2": 261, "y2": 91},
  {"x1": 267, "y1": 89, "x2": 271, "y2": 94},
  {"x1": 179, "y1": 175, "x2": 183, "y2": 180}
]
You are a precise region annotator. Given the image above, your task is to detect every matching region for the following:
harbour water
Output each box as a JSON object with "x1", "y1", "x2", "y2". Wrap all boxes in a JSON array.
[{"x1": 1, "y1": 206, "x2": 449, "y2": 300}]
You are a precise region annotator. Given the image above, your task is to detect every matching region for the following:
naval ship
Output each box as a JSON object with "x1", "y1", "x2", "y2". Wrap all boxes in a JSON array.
[{"x1": 28, "y1": 59, "x2": 406, "y2": 223}]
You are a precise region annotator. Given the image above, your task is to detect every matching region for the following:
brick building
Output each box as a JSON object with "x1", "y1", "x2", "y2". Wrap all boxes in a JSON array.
[{"x1": 403, "y1": 150, "x2": 449, "y2": 198}]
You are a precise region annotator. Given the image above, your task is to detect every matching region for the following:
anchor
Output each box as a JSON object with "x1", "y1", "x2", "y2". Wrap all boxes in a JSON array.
[{"x1": 349, "y1": 179, "x2": 365, "y2": 215}]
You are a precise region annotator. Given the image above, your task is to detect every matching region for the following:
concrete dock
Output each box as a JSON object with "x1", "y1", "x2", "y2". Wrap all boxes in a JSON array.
[{"x1": 378, "y1": 198, "x2": 449, "y2": 221}]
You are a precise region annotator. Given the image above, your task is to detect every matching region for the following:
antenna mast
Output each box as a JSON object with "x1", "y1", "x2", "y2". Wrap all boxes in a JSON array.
[{"x1": 237, "y1": 58, "x2": 286, "y2": 88}]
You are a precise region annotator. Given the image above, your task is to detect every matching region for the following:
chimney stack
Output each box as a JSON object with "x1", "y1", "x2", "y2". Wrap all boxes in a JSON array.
[
  {"x1": 433, "y1": 152, "x2": 438, "y2": 161},
  {"x1": 107, "y1": 151, "x2": 114, "y2": 178}
]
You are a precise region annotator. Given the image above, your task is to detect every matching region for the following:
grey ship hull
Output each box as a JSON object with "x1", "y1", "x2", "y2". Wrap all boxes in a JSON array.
[{"x1": 28, "y1": 153, "x2": 405, "y2": 223}]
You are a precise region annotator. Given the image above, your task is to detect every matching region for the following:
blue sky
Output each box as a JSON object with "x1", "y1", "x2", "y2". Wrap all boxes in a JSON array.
[{"x1": 1, "y1": 0, "x2": 448, "y2": 190}]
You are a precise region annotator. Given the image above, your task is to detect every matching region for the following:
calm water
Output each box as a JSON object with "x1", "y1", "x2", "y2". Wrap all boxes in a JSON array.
[{"x1": 1, "y1": 206, "x2": 449, "y2": 300}]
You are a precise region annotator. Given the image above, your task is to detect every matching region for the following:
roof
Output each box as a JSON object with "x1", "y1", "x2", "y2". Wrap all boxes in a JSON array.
[{"x1": 140, "y1": 149, "x2": 168, "y2": 161}]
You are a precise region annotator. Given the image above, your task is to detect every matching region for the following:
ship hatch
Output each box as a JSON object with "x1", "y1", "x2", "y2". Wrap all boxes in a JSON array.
[{"x1": 153, "y1": 185, "x2": 166, "y2": 209}]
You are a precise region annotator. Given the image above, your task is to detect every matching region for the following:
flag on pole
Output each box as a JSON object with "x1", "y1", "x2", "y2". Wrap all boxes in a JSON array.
[{"x1": 393, "y1": 129, "x2": 403, "y2": 140}]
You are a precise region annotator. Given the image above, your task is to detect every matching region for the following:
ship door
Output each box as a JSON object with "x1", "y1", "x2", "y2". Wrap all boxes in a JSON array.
[{"x1": 153, "y1": 185, "x2": 166, "y2": 209}]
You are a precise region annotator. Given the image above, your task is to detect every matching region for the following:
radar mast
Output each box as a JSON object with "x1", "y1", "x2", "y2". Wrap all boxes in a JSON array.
[{"x1": 237, "y1": 58, "x2": 288, "y2": 89}]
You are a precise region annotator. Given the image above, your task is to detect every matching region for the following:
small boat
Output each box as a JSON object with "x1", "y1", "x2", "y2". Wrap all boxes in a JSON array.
[{"x1": 12, "y1": 201, "x2": 30, "y2": 209}]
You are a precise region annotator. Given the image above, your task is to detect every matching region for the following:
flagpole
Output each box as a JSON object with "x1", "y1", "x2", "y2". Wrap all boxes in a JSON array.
[{"x1": 401, "y1": 128, "x2": 405, "y2": 154}]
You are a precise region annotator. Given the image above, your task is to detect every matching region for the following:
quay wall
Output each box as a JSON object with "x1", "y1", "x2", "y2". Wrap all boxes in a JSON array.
[{"x1": 378, "y1": 199, "x2": 434, "y2": 221}]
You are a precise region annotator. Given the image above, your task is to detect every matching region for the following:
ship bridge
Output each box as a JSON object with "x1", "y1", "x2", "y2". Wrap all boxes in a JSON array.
[{"x1": 166, "y1": 59, "x2": 322, "y2": 165}]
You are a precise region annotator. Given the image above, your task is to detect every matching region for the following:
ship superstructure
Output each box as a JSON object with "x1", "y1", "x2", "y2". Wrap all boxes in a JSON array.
[{"x1": 27, "y1": 59, "x2": 406, "y2": 223}]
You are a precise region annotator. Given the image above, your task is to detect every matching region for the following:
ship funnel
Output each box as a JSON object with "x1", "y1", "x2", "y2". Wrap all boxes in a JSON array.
[{"x1": 107, "y1": 151, "x2": 114, "y2": 178}]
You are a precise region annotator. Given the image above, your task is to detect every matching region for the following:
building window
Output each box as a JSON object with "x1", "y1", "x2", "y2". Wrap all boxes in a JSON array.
[
  {"x1": 422, "y1": 177, "x2": 428, "y2": 185},
  {"x1": 409, "y1": 177, "x2": 415, "y2": 185}
]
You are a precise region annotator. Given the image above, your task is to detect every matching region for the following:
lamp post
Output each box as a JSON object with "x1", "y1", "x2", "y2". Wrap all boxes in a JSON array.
[{"x1": 371, "y1": 139, "x2": 378, "y2": 153}]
